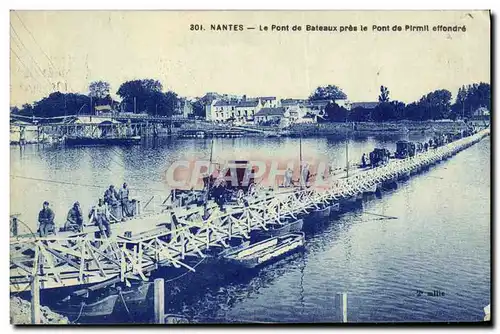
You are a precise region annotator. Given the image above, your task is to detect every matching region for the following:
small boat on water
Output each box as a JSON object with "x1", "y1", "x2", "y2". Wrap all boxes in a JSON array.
[
  {"x1": 363, "y1": 183, "x2": 380, "y2": 194},
  {"x1": 255, "y1": 219, "x2": 303, "y2": 238},
  {"x1": 309, "y1": 204, "x2": 331, "y2": 220},
  {"x1": 53, "y1": 282, "x2": 150, "y2": 321},
  {"x1": 221, "y1": 233, "x2": 305, "y2": 268},
  {"x1": 53, "y1": 294, "x2": 119, "y2": 319},
  {"x1": 113, "y1": 282, "x2": 151, "y2": 305}
]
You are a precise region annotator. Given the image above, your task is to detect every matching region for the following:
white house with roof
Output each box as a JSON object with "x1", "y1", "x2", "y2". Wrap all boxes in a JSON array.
[
  {"x1": 212, "y1": 100, "x2": 236, "y2": 122},
  {"x1": 284, "y1": 105, "x2": 308, "y2": 123},
  {"x1": 175, "y1": 98, "x2": 194, "y2": 118},
  {"x1": 259, "y1": 97, "x2": 279, "y2": 108},
  {"x1": 254, "y1": 107, "x2": 286, "y2": 124},
  {"x1": 254, "y1": 105, "x2": 314, "y2": 127},
  {"x1": 235, "y1": 99, "x2": 262, "y2": 122},
  {"x1": 207, "y1": 97, "x2": 266, "y2": 123}
]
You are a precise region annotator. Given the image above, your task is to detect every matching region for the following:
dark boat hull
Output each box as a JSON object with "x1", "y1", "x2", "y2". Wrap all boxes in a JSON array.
[
  {"x1": 255, "y1": 219, "x2": 304, "y2": 238},
  {"x1": 53, "y1": 294, "x2": 119, "y2": 318},
  {"x1": 304, "y1": 205, "x2": 331, "y2": 225},
  {"x1": 223, "y1": 233, "x2": 305, "y2": 269}
]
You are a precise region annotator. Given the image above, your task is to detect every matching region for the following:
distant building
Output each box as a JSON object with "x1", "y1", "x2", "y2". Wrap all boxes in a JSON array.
[
  {"x1": 254, "y1": 105, "x2": 315, "y2": 126},
  {"x1": 305, "y1": 99, "x2": 332, "y2": 110},
  {"x1": 254, "y1": 107, "x2": 286, "y2": 124},
  {"x1": 349, "y1": 102, "x2": 379, "y2": 110},
  {"x1": 206, "y1": 96, "x2": 280, "y2": 123},
  {"x1": 334, "y1": 99, "x2": 351, "y2": 109},
  {"x1": 94, "y1": 104, "x2": 113, "y2": 115},
  {"x1": 281, "y1": 98, "x2": 307, "y2": 108},
  {"x1": 175, "y1": 98, "x2": 193, "y2": 118},
  {"x1": 259, "y1": 97, "x2": 279, "y2": 108},
  {"x1": 235, "y1": 99, "x2": 262, "y2": 122},
  {"x1": 285, "y1": 105, "x2": 309, "y2": 123},
  {"x1": 473, "y1": 107, "x2": 490, "y2": 117},
  {"x1": 296, "y1": 114, "x2": 317, "y2": 124},
  {"x1": 212, "y1": 100, "x2": 237, "y2": 122}
]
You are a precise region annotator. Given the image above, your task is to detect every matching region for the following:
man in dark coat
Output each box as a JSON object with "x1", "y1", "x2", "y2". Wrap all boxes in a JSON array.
[
  {"x1": 64, "y1": 201, "x2": 83, "y2": 232},
  {"x1": 104, "y1": 185, "x2": 119, "y2": 206},
  {"x1": 38, "y1": 201, "x2": 55, "y2": 237}
]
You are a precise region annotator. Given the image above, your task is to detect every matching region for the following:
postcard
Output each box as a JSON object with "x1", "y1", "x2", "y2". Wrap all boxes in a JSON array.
[{"x1": 9, "y1": 10, "x2": 490, "y2": 325}]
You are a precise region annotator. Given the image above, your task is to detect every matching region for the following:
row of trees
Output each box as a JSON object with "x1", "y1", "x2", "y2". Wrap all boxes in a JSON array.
[
  {"x1": 12, "y1": 79, "x2": 180, "y2": 118},
  {"x1": 12, "y1": 80, "x2": 490, "y2": 122},
  {"x1": 319, "y1": 82, "x2": 490, "y2": 122}
]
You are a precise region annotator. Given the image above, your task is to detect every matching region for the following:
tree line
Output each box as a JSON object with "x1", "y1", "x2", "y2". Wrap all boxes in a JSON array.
[
  {"x1": 314, "y1": 83, "x2": 490, "y2": 122},
  {"x1": 11, "y1": 79, "x2": 180, "y2": 118},
  {"x1": 11, "y1": 79, "x2": 490, "y2": 122}
]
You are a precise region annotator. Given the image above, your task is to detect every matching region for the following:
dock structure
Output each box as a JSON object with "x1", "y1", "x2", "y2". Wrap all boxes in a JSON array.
[
  {"x1": 10, "y1": 114, "x2": 196, "y2": 144},
  {"x1": 10, "y1": 128, "x2": 490, "y2": 293}
]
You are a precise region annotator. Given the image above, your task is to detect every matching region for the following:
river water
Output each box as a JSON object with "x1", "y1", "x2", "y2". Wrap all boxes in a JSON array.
[{"x1": 10, "y1": 133, "x2": 490, "y2": 323}]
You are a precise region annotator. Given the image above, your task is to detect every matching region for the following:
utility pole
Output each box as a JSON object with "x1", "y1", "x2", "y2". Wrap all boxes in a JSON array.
[{"x1": 31, "y1": 251, "x2": 40, "y2": 324}]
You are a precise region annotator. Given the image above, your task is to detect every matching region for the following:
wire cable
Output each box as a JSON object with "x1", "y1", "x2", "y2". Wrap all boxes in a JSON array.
[
  {"x1": 70, "y1": 302, "x2": 86, "y2": 324},
  {"x1": 13, "y1": 11, "x2": 57, "y2": 70},
  {"x1": 10, "y1": 47, "x2": 44, "y2": 89},
  {"x1": 10, "y1": 24, "x2": 53, "y2": 88},
  {"x1": 164, "y1": 257, "x2": 206, "y2": 283},
  {"x1": 11, "y1": 174, "x2": 167, "y2": 193}
]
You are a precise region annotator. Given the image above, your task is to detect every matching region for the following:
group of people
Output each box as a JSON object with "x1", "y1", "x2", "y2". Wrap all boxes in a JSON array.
[{"x1": 37, "y1": 183, "x2": 133, "y2": 238}]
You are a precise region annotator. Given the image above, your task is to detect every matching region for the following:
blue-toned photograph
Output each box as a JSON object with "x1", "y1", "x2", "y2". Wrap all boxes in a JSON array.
[{"x1": 9, "y1": 10, "x2": 490, "y2": 325}]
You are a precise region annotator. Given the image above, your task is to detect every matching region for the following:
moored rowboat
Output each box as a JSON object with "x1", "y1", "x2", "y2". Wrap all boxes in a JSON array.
[
  {"x1": 222, "y1": 233, "x2": 305, "y2": 268},
  {"x1": 53, "y1": 294, "x2": 119, "y2": 319},
  {"x1": 255, "y1": 219, "x2": 304, "y2": 238}
]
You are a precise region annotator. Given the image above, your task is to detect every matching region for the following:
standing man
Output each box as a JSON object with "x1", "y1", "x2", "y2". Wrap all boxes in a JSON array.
[
  {"x1": 300, "y1": 163, "x2": 310, "y2": 188},
  {"x1": 284, "y1": 167, "x2": 293, "y2": 187},
  {"x1": 90, "y1": 198, "x2": 111, "y2": 238},
  {"x1": 38, "y1": 201, "x2": 55, "y2": 237},
  {"x1": 361, "y1": 153, "x2": 367, "y2": 168},
  {"x1": 64, "y1": 201, "x2": 83, "y2": 232},
  {"x1": 119, "y1": 183, "x2": 130, "y2": 217},
  {"x1": 104, "y1": 185, "x2": 120, "y2": 220},
  {"x1": 369, "y1": 151, "x2": 375, "y2": 168},
  {"x1": 104, "y1": 185, "x2": 119, "y2": 206}
]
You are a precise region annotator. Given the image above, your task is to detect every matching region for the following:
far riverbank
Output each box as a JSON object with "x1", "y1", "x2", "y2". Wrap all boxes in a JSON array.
[{"x1": 180, "y1": 119, "x2": 486, "y2": 138}]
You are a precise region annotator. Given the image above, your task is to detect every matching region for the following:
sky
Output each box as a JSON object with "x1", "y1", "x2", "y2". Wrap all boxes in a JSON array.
[{"x1": 9, "y1": 10, "x2": 490, "y2": 107}]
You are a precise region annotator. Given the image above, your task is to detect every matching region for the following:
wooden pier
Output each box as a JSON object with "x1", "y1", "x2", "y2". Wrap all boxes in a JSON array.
[{"x1": 10, "y1": 128, "x2": 490, "y2": 294}]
